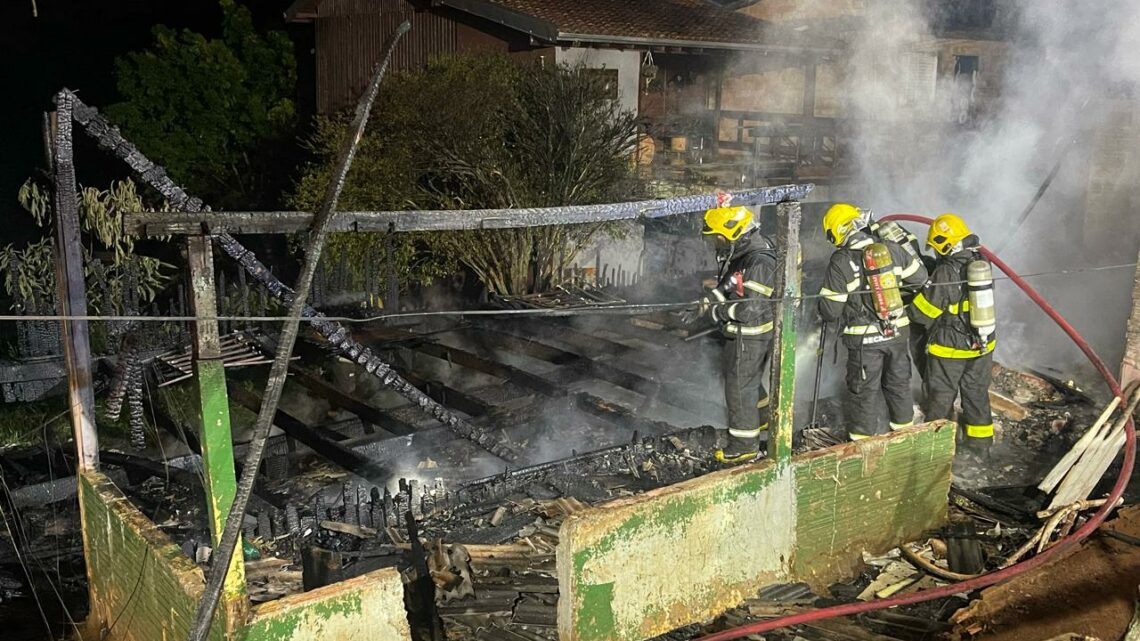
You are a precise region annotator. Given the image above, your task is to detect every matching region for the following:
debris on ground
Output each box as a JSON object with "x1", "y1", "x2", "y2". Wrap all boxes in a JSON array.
[{"x1": 950, "y1": 505, "x2": 1140, "y2": 641}]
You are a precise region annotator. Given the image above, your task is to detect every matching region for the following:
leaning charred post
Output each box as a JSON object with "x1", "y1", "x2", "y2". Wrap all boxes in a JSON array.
[{"x1": 65, "y1": 91, "x2": 515, "y2": 462}]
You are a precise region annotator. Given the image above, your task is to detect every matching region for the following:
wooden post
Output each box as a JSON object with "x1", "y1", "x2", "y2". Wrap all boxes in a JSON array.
[
  {"x1": 385, "y1": 225, "x2": 399, "y2": 311},
  {"x1": 50, "y1": 94, "x2": 98, "y2": 471},
  {"x1": 186, "y1": 235, "x2": 247, "y2": 623},
  {"x1": 1121, "y1": 246, "x2": 1140, "y2": 386},
  {"x1": 768, "y1": 200, "x2": 802, "y2": 464}
]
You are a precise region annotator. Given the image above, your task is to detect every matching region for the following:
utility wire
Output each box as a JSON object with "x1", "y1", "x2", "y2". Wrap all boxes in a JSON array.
[
  {"x1": 0, "y1": 261, "x2": 1133, "y2": 323},
  {"x1": 0, "y1": 468, "x2": 83, "y2": 639},
  {"x1": 0, "y1": 476, "x2": 53, "y2": 640}
]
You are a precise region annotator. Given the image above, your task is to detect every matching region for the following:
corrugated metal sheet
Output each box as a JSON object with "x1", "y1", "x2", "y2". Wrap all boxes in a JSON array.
[{"x1": 315, "y1": 0, "x2": 457, "y2": 113}]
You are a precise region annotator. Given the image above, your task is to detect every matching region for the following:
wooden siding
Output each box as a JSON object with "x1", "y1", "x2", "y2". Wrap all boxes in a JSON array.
[{"x1": 315, "y1": 0, "x2": 457, "y2": 113}]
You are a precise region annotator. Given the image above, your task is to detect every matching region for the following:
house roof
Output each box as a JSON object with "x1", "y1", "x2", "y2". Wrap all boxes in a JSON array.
[
  {"x1": 288, "y1": 0, "x2": 820, "y2": 52},
  {"x1": 440, "y1": 0, "x2": 780, "y2": 49}
]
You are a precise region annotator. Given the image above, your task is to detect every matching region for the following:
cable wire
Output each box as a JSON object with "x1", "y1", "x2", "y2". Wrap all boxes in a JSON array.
[{"x1": 0, "y1": 262, "x2": 1133, "y2": 324}]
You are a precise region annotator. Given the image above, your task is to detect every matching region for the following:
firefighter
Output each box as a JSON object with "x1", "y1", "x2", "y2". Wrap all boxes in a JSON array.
[
  {"x1": 687, "y1": 201, "x2": 778, "y2": 463},
  {"x1": 909, "y1": 213, "x2": 996, "y2": 456},
  {"x1": 818, "y1": 203, "x2": 928, "y2": 440}
]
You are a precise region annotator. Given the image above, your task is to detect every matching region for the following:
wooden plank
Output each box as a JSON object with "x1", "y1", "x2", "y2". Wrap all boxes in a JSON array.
[
  {"x1": 407, "y1": 338, "x2": 565, "y2": 397},
  {"x1": 120, "y1": 184, "x2": 814, "y2": 236},
  {"x1": 288, "y1": 364, "x2": 417, "y2": 435},
  {"x1": 989, "y1": 390, "x2": 1029, "y2": 421},
  {"x1": 394, "y1": 367, "x2": 490, "y2": 417},
  {"x1": 49, "y1": 98, "x2": 98, "y2": 471},
  {"x1": 470, "y1": 323, "x2": 724, "y2": 419},
  {"x1": 227, "y1": 382, "x2": 393, "y2": 482}
]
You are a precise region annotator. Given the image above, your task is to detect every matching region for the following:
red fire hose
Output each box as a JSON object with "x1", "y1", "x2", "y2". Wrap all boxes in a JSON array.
[{"x1": 696, "y1": 213, "x2": 1137, "y2": 641}]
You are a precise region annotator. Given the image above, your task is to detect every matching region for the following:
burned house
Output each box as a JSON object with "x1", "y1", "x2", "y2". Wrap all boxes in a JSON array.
[
  {"x1": 4, "y1": 2, "x2": 1140, "y2": 641},
  {"x1": 285, "y1": 0, "x2": 1015, "y2": 191}
]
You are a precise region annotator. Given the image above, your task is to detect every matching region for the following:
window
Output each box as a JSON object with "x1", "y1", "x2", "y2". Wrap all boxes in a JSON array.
[
  {"x1": 583, "y1": 68, "x2": 620, "y2": 101},
  {"x1": 954, "y1": 55, "x2": 980, "y2": 77},
  {"x1": 952, "y1": 55, "x2": 979, "y2": 124}
]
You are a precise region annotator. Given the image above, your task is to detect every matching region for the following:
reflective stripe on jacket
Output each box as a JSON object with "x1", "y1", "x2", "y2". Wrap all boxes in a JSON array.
[
  {"x1": 818, "y1": 233, "x2": 928, "y2": 346},
  {"x1": 909, "y1": 244, "x2": 996, "y2": 358},
  {"x1": 706, "y1": 237, "x2": 778, "y2": 339}
]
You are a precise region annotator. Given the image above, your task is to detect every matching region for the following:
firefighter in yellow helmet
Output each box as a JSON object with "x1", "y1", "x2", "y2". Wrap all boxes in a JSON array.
[
  {"x1": 688, "y1": 197, "x2": 778, "y2": 464},
  {"x1": 818, "y1": 203, "x2": 928, "y2": 440},
  {"x1": 909, "y1": 213, "x2": 996, "y2": 458}
]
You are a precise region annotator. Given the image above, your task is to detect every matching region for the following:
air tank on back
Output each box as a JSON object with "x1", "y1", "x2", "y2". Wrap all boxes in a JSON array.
[{"x1": 967, "y1": 259, "x2": 995, "y2": 341}]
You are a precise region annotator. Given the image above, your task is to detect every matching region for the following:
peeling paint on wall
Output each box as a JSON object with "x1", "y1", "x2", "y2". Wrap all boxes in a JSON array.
[
  {"x1": 559, "y1": 463, "x2": 796, "y2": 641},
  {"x1": 557, "y1": 423, "x2": 954, "y2": 641}
]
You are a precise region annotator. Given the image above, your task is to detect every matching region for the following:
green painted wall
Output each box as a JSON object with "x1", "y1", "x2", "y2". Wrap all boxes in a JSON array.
[
  {"x1": 557, "y1": 464, "x2": 796, "y2": 641},
  {"x1": 80, "y1": 472, "x2": 229, "y2": 641},
  {"x1": 245, "y1": 568, "x2": 411, "y2": 641},
  {"x1": 557, "y1": 422, "x2": 955, "y2": 641},
  {"x1": 793, "y1": 422, "x2": 955, "y2": 586},
  {"x1": 80, "y1": 472, "x2": 413, "y2": 641}
]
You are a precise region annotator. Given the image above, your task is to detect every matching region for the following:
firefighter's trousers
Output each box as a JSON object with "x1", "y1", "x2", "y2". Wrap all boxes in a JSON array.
[
  {"x1": 845, "y1": 336, "x2": 914, "y2": 438},
  {"x1": 723, "y1": 336, "x2": 772, "y2": 441},
  {"x1": 924, "y1": 352, "x2": 994, "y2": 449},
  {"x1": 910, "y1": 324, "x2": 929, "y2": 388}
]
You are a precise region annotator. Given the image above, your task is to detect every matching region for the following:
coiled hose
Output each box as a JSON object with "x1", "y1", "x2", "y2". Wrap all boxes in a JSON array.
[{"x1": 695, "y1": 213, "x2": 1137, "y2": 641}]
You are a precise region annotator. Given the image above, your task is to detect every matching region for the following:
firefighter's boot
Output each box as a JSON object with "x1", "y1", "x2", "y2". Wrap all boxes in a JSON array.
[{"x1": 715, "y1": 434, "x2": 760, "y2": 465}]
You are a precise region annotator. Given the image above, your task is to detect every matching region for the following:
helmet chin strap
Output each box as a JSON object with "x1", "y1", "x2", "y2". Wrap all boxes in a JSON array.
[{"x1": 716, "y1": 237, "x2": 736, "y2": 280}]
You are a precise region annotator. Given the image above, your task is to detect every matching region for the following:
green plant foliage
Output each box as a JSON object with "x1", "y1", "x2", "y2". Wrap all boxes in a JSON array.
[
  {"x1": 291, "y1": 54, "x2": 641, "y2": 297},
  {"x1": 106, "y1": 0, "x2": 296, "y2": 208},
  {"x1": 0, "y1": 178, "x2": 175, "y2": 315}
]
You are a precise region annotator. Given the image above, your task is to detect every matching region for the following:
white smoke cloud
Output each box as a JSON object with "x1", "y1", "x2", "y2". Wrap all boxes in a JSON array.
[{"x1": 819, "y1": 0, "x2": 1140, "y2": 387}]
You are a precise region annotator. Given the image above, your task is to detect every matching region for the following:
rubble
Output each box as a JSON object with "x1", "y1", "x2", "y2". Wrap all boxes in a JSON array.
[{"x1": 950, "y1": 506, "x2": 1140, "y2": 641}]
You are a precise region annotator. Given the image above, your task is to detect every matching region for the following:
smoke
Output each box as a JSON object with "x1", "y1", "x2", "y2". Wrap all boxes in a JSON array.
[{"x1": 811, "y1": 0, "x2": 1140, "y2": 387}]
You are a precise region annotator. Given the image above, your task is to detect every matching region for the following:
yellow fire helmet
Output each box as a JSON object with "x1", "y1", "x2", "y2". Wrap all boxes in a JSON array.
[
  {"x1": 703, "y1": 206, "x2": 755, "y2": 241},
  {"x1": 821, "y1": 202, "x2": 865, "y2": 247},
  {"x1": 927, "y1": 213, "x2": 972, "y2": 255}
]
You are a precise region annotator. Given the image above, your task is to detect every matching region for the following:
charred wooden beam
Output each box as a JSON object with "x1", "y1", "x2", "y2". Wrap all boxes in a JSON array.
[
  {"x1": 49, "y1": 95, "x2": 98, "y2": 471},
  {"x1": 574, "y1": 392, "x2": 693, "y2": 436},
  {"x1": 120, "y1": 185, "x2": 814, "y2": 237},
  {"x1": 288, "y1": 365, "x2": 417, "y2": 436},
  {"x1": 227, "y1": 383, "x2": 392, "y2": 482},
  {"x1": 470, "y1": 324, "x2": 723, "y2": 419},
  {"x1": 512, "y1": 318, "x2": 638, "y2": 357},
  {"x1": 394, "y1": 368, "x2": 490, "y2": 417},
  {"x1": 399, "y1": 338, "x2": 563, "y2": 398}
]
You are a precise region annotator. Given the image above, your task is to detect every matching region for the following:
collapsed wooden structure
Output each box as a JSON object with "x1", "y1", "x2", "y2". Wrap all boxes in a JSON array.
[{"x1": 46, "y1": 78, "x2": 955, "y2": 641}]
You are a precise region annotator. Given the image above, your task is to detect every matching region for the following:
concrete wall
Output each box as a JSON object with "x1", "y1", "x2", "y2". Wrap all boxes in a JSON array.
[
  {"x1": 557, "y1": 422, "x2": 955, "y2": 641},
  {"x1": 81, "y1": 472, "x2": 230, "y2": 641},
  {"x1": 556, "y1": 47, "x2": 642, "y2": 117},
  {"x1": 570, "y1": 224, "x2": 646, "y2": 287},
  {"x1": 80, "y1": 472, "x2": 413, "y2": 641},
  {"x1": 245, "y1": 569, "x2": 411, "y2": 641}
]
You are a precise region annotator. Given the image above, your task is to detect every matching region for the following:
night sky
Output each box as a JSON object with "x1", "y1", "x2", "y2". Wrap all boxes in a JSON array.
[{"x1": 0, "y1": 0, "x2": 308, "y2": 240}]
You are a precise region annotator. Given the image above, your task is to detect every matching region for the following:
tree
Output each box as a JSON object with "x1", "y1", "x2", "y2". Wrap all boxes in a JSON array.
[
  {"x1": 291, "y1": 55, "x2": 640, "y2": 297},
  {"x1": 106, "y1": 0, "x2": 296, "y2": 208}
]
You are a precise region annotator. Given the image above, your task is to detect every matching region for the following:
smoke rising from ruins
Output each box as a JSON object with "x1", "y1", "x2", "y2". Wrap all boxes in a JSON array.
[{"x1": 828, "y1": 0, "x2": 1140, "y2": 387}]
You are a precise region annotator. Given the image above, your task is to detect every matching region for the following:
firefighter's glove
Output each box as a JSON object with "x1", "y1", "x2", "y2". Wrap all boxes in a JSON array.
[{"x1": 679, "y1": 304, "x2": 704, "y2": 325}]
